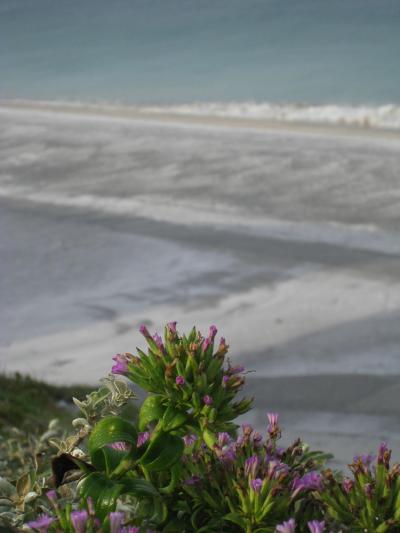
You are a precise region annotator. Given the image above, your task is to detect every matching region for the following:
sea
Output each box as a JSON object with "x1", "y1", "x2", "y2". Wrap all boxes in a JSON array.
[{"x1": 1, "y1": 0, "x2": 400, "y2": 129}]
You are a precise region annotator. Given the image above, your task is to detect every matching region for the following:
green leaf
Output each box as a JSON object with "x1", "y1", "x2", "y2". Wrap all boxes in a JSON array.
[
  {"x1": 223, "y1": 512, "x2": 247, "y2": 529},
  {"x1": 139, "y1": 431, "x2": 184, "y2": 472},
  {"x1": 139, "y1": 395, "x2": 165, "y2": 431},
  {"x1": 78, "y1": 472, "x2": 125, "y2": 519},
  {"x1": 161, "y1": 405, "x2": 187, "y2": 431},
  {"x1": 89, "y1": 416, "x2": 138, "y2": 453}
]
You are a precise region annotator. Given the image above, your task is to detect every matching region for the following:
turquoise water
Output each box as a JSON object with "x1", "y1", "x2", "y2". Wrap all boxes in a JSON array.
[{"x1": 1, "y1": 0, "x2": 400, "y2": 105}]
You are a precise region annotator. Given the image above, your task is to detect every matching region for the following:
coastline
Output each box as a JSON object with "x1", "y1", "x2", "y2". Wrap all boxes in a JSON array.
[
  {"x1": 2, "y1": 98, "x2": 400, "y2": 142},
  {"x1": 1, "y1": 100, "x2": 400, "y2": 465}
]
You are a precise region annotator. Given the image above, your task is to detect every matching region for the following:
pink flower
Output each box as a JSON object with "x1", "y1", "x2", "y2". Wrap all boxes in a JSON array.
[
  {"x1": 183, "y1": 434, "x2": 197, "y2": 446},
  {"x1": 250, "y1": 478, "x2": 263, "y2": 492},
  {"x1": 267, "y1": 412, "x2": 279, "y2": 434},
  {"x1": 292, "y1": 472, "x2": 323, "y2": 497},
  {"x1": 139, "y1": 324, "x2": 150, "y2": 337},
  {"x1": 152, "y1": 333, "x2": 164, "y2": 350},
  {"x1": 137, "y1": 431, "x2": 150, "y2": 447},
  {"x1": 109, "y1": 511, "x2": 125, "y2": 533},
  {"x1": 276, "y1": 518, "x2": 296, "y2": 533},
  {"x1": 70, "y1": 510, "x2": 88, "y2": 533},
  {"x1": 111, "y1": 353, "x2": 130, "y2": 375},
  {"x1": 27, "y1": 515, "x2": 55, "y2": 532},
  {"x1": 167, "y1": 321, "x2": 177, "y2": 333},
  {"x1": 110, "y1": 441, "x2": 131, "y2": 452},
  {"x1": 46, "y1": 490, "x2": 57, "y2": 502},
  {"x1": 308, "y1": 520, "x2": 325, "y2": 533},
  {"x1": 203, "y1": 394, "x2": 213, "y2": 405},
  {"x1": 217, "y1": 432, "x2": 231, "y2": 447},
  {"x1": 342, "y1": 478, "x2": 354, "y2": 493},
  {"x1": 175, "y1": 375, "x2": 185, "y2": 386}
]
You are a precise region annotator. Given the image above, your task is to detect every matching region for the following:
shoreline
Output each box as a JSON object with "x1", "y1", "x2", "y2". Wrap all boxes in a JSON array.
[{"x1": 1, "y1": 98, "x2": 400, "y2": 142}]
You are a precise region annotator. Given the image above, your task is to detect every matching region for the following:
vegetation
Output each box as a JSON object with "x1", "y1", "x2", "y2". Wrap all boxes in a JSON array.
[{"x1": 0, "y1": 323, "x2": 399, "y2": 533}]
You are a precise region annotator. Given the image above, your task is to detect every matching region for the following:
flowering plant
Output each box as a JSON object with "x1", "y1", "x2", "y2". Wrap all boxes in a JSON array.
[{"x1": 0, "y1": 323, "x2": 399, "y2": 533}]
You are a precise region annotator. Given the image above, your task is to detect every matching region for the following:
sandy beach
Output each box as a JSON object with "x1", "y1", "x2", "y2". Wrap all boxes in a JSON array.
[{"x1": 1, "y1": 101, "x2": 400, "y2": 466}]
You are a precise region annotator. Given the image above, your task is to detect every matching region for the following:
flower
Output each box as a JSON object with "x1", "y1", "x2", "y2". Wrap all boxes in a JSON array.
[
  {"x1": 120, "y1": 528, "x2": 140, "y2": 533},
  {"x1": 378, "y1": 441, "x2": 391, "y2": 467},
  {"x1": 342, "y1": 478, "x2": 354, "y2": 493},
  {"x1": 153, "y1": 332, "x2": 164, "y2": 350},
  {"x1": 217, "y1": 432, "x2": 231, "y2": 447},
  {"x1": 175, "y1": 375, "x2": 185, "y2": 386},
  {"x1": 183, "y1": 434, "x2": 197, "y2": 446},
  {"x1": 137, "y1": 431, "x2": 150, "y2": 447},
  {"x1": 203, "y1": 394, "x2": 213, "y2": 405},
  {"x1": 46, "y1": 490, "x2": 57, "y2": 502},
  {"x1": 27, "y1": 515, "x2": 55, "y2": 532},
  {"x1": 250, "y1": 478, "x2": 263, "y2": 492},
  {"x1": 245, "y1": 455, "x2": 260, "y2": 478},
  {"x1": 111, "y1": 353, "x2": 130, "y2": 375},
  {"x1": 139, "y1": 324, "x2": 150, "y2": 337},
  {"x1": 109, "y1": 511, "x2": 125, "y2": 533},
  {"x1": 308, "y1": 520, "x2": 325, "y2": 533},
  {"x1": 110, "y1": 441, "x2": 131, "y2": 452},
  {"x1": 267, "y1": 412, "x2": 279, "y2": 435},
  {"x1": 209, "y1": 325, "x2": 218, "y2": 338},
  {"x1": 241, "y1": 423, "x2": 253, "y2": 436},
  {"x1": 364, "y1": 482, "x2": 374, "y2": 499},
  {"x1": 167, "y1": 321, "x2": 177, "y2": 333},
  {"x1": 276, "y1": 518, "x2": 296, "y2": 533},
  {"x1": 227, "y1": 364, "x2": 245, "y2": 375},
  {"x1": 292, "y1": 471, "x2": 323, "y2": 497},
  {"x1": 70, "y1": 510, "x2": 88, "y2": 533}
]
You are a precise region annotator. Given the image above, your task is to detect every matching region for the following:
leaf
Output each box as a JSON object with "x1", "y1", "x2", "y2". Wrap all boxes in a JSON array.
[
  {"x1": 78, "y1": 472, "x2": 125, "y2": 519},
  {"x1": 138, "y1": 395, "x2": 165, "y2": 431},
  {"x1": 223, "y1": 512, "x2": 247, "y2": 529},
  {"x1": 89, "y1": 416, "x2": 137, "y2": 455},
  {"x1": 161, "y1": 405, "x2": 187, "y2": 432},
  {"x1": 139, "y1": 432, "x2": 184, "y2": 472},
  {"x1": 16, "y1": 473, "x2": 31, "y2": 498},
  {"x1": 78, "y1": 473, "x2": 162, "y2": 522}
]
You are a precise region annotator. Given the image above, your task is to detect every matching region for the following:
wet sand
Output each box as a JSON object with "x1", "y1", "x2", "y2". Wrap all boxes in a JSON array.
[{"x1": 1, "y1": 102, "x2": 400, "y2": 467}]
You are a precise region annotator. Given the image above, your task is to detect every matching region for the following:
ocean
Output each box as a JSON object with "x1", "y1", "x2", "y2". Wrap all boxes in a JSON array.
[{"x1": 1, "y1": 0, "x2": 400, "y2": 128}]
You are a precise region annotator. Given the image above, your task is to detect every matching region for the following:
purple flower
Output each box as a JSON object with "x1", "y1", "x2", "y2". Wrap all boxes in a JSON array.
[
  {"x1": 202, "y1": 337, "x2": 211, "y2": 352},
  {"x1": 111, "y1": 353, "x2": 130, "y2": 375},
  {"x1": 364, "y1": 483, "x2": 374, "y2": 499},
  {"x1": 27, "y1": 515, "x2": 55, "y2": 532},
  {"x1": 46, "y1": 490, "x2": 57, "y2": 502},
  {"x1": 109, "y1": 511, "x2": 125, "y2": 533},
  {"x1": 153, "y1": 332, "x2": 164, "y2": 350},
  {"x1": 342, "y1": 478, "x2": 354, "y2": 493},
  {"x1": 250, "y1": 478, "x2": 263, "y2": 492},
  {"x1": 276, "y1": 518, "x2": 296, "y2": 533},
  {"x1": 378, "y1": 441, "x2": 391, "y2": 466},
  {"x1": 70, "y1": 510, "x2": 88, "y2": 533},
  {"x1": 139, "y1": 324, "x2": 150, "y2": 337},
  {"x1": 87, "y1": 496, "x2": 95, "y2": 516},
  {"x1": 209, "y1": 325, "x2": 218, "y2": 337},
  {"x1": 217, "y1": 432, "x2": 231, "y2": 447},
  {"x1": 245, "y1": 455, "x2": 260, "y2": 478},
  {"x1": 184, "y1": 475, "x2": 201, "y2": 485},
  {"x1": 183, "y1": 434, "x2": 197, "y2": 446},
  {"x1": 137, "y1": 431, "x2": 150, "y2": 447},
  {"x1": 203, "y1": 394, "x2": 213, "y2": 405},
  {"x1": 252, "y1": 431, "x2": 263, "y2": 448},
  {"x1": 267, "y1": 412, "x2": 279, "y2": 435},
  {"x1": 308, "y1": 520, "x2": 325, "y2": 533},
  {"x1": 216, "y1": 337, "x2": 229, "y2": 355},
  {"x1": 241, "y1": 423, "x2": 253, "y2": 436},
  {"x1": 110, "y1": 441, "x2": 131, "y2": 452},
  {"x1": 175, "y1": 375, "x2": 185, "y2": 386},
  {"x1": 222, "y1": 374, "x2": 230, "y2": 386},
  {"x1": 292, "y1": 472, "x2": 323, "y2": 497},
  {"x1": 167, "y1": 321, "x2": 177, "y2": 333},
  {"x1": 228, "y1": 364, "x2": 245, "y2": 375},
  {"x1": 351, "y1": 453, "x2": 376, "y2": 475},
  {"x1": 266, "y1": 459, "x2": 289, "y2": 480},
  {"x1": 120, "y1": 528, "x2": 140, "y2": 533}
]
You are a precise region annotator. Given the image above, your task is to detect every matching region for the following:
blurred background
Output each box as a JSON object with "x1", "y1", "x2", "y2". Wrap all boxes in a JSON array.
[{"x1": 1, "y1": 0, "x2": 400, "y2": 466}]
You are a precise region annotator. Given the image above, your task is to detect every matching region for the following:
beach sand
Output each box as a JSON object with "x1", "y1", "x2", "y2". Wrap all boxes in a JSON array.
[{"x1": 1, "y1": 101, "x2": 400, "y2": 467}]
